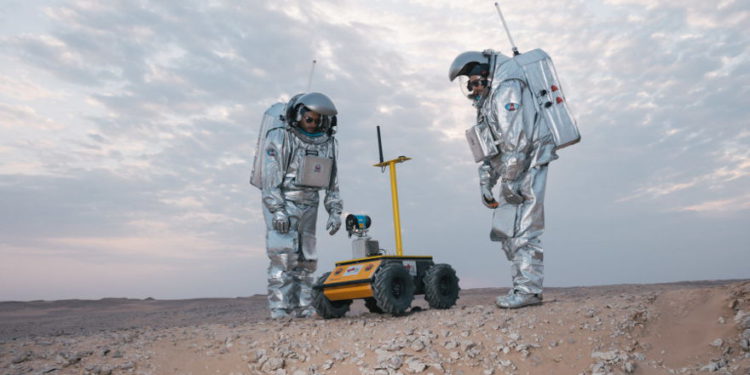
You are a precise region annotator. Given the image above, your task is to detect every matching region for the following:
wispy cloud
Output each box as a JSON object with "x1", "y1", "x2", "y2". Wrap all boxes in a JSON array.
[
  {"x1": 676, "y1": 194, "x2": 750, "y2": 213},
  {"x1": 1, "y1": 0, "x2": 748, "y2": 300}
]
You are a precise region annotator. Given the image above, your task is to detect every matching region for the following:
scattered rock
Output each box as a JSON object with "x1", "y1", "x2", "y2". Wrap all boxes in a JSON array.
[
  {"x1": 700, "y1": 361, "x2": 720, "y2": 372},
  {"x1": 40, "y1": 366, "x2": 59, "y2": 374},
  {"x1": 56, "y1": 351, "x2": 85, "y2": 367},
  {"x1": 387, "y1": 355, "x2": 403, "y2": 370},
  {"x1": 411, "y1": 340, "x2": 426, "y2": 352},
  {"x1": 710, "y1": 338, "x2": 723, "y2": 347},
  {"x1": 623, "y1": 361, "x2": 636, "y2": 373},
  {"x1": 322, "y1": 360, "x2": 333, "y2": 370},
  {"x1": 11, "y1": 351, "x2": 32, "y2": 364},
  {"x1": 407, "y1": 359, "x2": 427, "y2": 373},
  {"x1": 591, "y1": 351, "x2": 618, "y2": 361},
  {"x1": 85, "y1": 364, "x2": 114, "y2": 375},
  {"x1": 735, "y1": 310, "x2": 748, "y2": 325},
  {"x1": 119, "y1": 362, "x2": 135, "y2": 370},
  {"x1": 263, "y1": 357, "x2": 285, "y2": 371}
]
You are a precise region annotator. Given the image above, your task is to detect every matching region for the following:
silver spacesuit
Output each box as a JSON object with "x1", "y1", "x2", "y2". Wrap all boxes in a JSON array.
[
  {"x1": 257, "y1": 92, "x2": 343, "y2": 318},
  {"x1": 449, "y1": 50, "x2": 558, "y2": 308}
]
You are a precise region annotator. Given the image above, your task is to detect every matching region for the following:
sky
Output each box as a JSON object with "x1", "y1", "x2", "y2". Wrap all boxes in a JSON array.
[{"x1": 0, "y1": 0, "x2": 748, "y2": 301}]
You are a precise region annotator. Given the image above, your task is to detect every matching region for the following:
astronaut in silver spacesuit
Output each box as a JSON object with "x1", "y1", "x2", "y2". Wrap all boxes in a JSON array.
[
  {"x1": 260, "y1": 92, "x2": 343, "y2": 318},
  {"x1": 449, "y1": 51, "x2": 558, "y2": 309}
]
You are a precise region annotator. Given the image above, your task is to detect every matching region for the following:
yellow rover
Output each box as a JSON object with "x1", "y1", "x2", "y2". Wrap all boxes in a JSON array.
[{"x1": 311, "y1": 127, "x2": 460, "y2": 318}]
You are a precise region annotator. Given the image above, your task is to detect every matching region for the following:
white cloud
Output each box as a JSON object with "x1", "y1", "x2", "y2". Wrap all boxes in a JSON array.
[
  {"x1": 1, "y1": 0, "x2": 749, "y2": 300},
  {"x1": 0, "y1": 103, "x2": 58, "y2": 129},
  {"x1": 676, "y1": 194, "x2": 750, "y2": 213},
  {"x1": 0, "y1": 75, "x2": 59, "y2": 100}
]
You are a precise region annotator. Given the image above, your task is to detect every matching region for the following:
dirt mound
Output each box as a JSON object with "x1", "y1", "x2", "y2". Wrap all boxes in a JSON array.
[{"x1": 1, "y1": 280, "x2": 749, "y2": 374}]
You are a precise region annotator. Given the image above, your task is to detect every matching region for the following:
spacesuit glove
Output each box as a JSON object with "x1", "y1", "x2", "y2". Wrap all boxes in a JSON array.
[
  {"x1": 326, "y1": 212, "x2": 341, "y2": 235},
  {"x1": 501, "y1": 181, "x2": 524, "y2": 205},
  {"x1": 272, "y1": 210, "x2": 290, "y2": 233},
  {"x1": 480, "y1": 184, "x2": 499, "y2": 209}
]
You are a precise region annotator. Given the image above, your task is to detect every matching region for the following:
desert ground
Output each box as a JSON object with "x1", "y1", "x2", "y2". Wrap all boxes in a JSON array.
[{"x1": 1, "y1": 280, "x2": 749, "y2": 375}]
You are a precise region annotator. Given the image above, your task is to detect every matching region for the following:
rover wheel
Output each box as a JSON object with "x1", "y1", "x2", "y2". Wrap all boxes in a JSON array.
[
  {"x1": 372, "y1": 263, "x2": 415, "y2": 316},
  {"x1": 311, "y1": 272, "x2": 352, "y2": 319},
  {"x1": 423, "y1": 264, "x2": 460, "y2": 309},
  {"x1": 364, "y1": 297, "x2": 383, "y2": 313}
]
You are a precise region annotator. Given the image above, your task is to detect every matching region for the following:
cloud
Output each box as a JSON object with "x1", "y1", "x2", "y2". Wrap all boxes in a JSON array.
[
  {"x1": 0, "y1": 75, "x2": 59, "y2": 100},
  {"x1": 676, "y1": 194, "x2": 750, "y2": 213},
  {"x1": 0, "y1": 0, "x2": 749, "y2": 300},
  {"x1": 0, "y1": 102, "x2": 58, "y2": 129}
]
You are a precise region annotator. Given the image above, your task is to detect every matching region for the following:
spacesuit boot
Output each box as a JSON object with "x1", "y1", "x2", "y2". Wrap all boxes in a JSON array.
[
  {"x1": 270, "y1": 308, "x2": 291, "y2": 319},
  {"x1": 497, "y1": 242, "x2": 544, "y2": 309},
  {"x1": 496, "y1": 290, "x2": 543, "y2": 309},
  {"x1": 495, "y1": 233, "x2": 545, "y2": 309}
]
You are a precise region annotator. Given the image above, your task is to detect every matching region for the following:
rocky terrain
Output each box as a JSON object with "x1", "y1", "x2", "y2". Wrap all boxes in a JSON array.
[{"x1": 1, "y1": 280, "x2": 749, "y2": 375}]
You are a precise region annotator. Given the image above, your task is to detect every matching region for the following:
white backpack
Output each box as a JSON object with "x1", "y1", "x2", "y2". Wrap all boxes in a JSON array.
[
  {"x1": 514, "y1": 48, "x2": 580, "y2": 150},
  {"x1": 249, "y1": 102, "x2": 287, "y2": 190},
  {"x1": 465, "y1": 49, "x2": 580, "y2": 163}
]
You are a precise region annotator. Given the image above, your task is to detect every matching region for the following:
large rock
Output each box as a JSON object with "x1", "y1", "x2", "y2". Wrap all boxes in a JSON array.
[
  {"x1": 263, "y1": 357, "x2": 285, "y2": 371},
  {"x1": 11, "y1": 351, "x2": 32, "y2": 364},
  {"x1": 591, "y1": 351, "x2": 618, "y2": 361},
  {"x1": 407, "y1": 359, "x2": 426, "y2": 373}
]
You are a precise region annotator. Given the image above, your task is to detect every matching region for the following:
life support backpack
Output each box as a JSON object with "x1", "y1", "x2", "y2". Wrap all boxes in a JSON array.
[
  {"x1": 249, "y1": 102, "x2": 287, "y2": 190},
  {"x1": 465, "y1": 49, "x2": 581, "y2": 163},
  {"x1": 514, "y1": 48, "x2": 580, "y2": 150}
]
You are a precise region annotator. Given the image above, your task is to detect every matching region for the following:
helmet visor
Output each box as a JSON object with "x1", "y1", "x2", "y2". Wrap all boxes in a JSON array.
[{"x1": 458, "y1": 76, "x2": 489, "y2": 100}]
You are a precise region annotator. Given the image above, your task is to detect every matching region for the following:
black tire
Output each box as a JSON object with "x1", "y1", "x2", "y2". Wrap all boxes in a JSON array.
[
  {"x1": 311, "y1": 272, "x2": 352, "y2": 319},
  {"x1": 372, "y1": 263, "x2": 415, "y2": 316},
  {"x1": 423, "y1": 264, "x2": 460, "y2": 309},
  {"x1": 364, "y1": 297, "x2": 383, "y2": 313}
]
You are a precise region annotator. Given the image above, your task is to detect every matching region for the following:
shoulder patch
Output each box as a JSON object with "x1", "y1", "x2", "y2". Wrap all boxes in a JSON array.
[
  {"x1": 504, "y1": 102, "x2": 520, "y2": 111},
  {"x1": 266, "y1": 148, "x2": 276, "y2": 157}
]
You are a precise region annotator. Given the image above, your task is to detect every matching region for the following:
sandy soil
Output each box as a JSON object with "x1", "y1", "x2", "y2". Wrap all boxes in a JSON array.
[{"x1": 1, "y1": 280, "x2": 749, "y2": 375}]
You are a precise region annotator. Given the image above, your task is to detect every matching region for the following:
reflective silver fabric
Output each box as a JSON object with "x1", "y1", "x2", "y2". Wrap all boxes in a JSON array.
[
  {"x1": 471, "y1": 51, "x2": 557, "y2": 296},
  {"x1": 260, "y1": 127, "x2": 342, "y2": 216},
  {"x1": 496, "y1": 289, "x2": 543, "y2": 309},
  {"x1": 259, "y1": 106, "x2": 343, "y2": 316},
  {"x1": 514, "y1": 49, "x2": 580, "y2": 149},
  {"x1": 250, "y1": 103, "x2": 285, "y2": 189},
  {"x1": 263, "y1": 202, "x2": 318, "y2": 315}
]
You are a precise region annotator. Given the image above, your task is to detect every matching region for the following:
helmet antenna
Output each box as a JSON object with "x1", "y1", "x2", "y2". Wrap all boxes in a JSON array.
[
  {"x1": 306, "y1": 59, "x2": 317, "y2": 92},
  {"x1": 494, "y1": 2, "x2": 520, "y2": 56}
]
